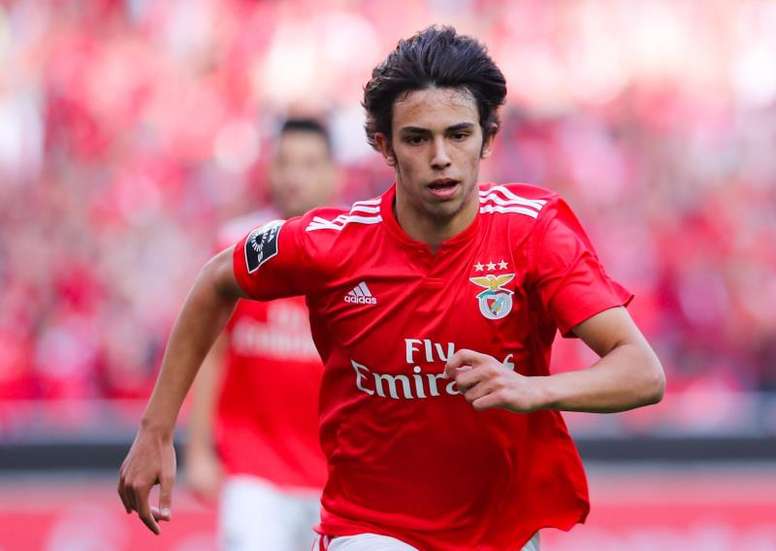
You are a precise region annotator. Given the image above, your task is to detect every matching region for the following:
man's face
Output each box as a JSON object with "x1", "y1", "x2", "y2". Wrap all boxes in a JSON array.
[
  {"x1": 377, "y1": 86, "x2": 492, "y2": 225},
  {"x1": 269, "y1": 130, "x2": 336, "y2": 218}
]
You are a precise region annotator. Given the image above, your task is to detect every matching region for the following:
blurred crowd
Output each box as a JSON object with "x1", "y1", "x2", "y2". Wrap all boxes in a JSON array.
[{"x1": 0, "y1": 0, "x2": 775, "y2": 434}]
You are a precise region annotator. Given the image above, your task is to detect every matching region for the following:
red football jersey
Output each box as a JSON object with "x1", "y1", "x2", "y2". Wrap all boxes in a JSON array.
[
  {"x1": 232, "y1": 184, "x2": 632, "y2": 550},
  {"x1": 214, "y1": 214, "x2": 326, "y2": 490}
]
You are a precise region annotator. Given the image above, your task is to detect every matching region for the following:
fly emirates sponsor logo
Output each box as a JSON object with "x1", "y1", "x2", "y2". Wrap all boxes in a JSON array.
[{"x1": 350, "y1": 338, "x2": 515, "y2": 400}]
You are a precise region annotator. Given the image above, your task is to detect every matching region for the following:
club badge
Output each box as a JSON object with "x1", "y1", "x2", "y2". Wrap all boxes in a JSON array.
[{"x1": 469, "y1": 273, "x2": 515, "y2": 320}]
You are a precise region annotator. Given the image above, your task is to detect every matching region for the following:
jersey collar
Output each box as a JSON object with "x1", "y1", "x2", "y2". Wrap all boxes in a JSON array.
[{"x1": 379, "y1": 183, "x2": 482, "y2": 253}]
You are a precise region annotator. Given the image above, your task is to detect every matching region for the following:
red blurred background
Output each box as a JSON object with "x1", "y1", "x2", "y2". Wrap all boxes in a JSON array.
[{"x1": 1, "y1": 1, "x2": 775, "y2": 549}]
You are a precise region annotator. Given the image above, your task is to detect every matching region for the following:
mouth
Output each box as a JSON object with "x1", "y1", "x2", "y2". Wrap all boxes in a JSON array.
[{"x1": 426, "y1": 178, "x2": 460, "y2": 200}]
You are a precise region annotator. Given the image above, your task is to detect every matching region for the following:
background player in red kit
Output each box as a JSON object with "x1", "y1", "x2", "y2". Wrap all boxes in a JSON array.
[
  {"x1": 119, "y1": 26, "x2": 665, "y2": 550},
  {"x1": 184, "y1": 118, "x2": 337, "y2": 550}
]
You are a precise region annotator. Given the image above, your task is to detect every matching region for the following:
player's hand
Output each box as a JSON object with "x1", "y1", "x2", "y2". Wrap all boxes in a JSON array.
[
  {"x1": 118, "y1": 425, "x2": 177, "y2": 535},
  {"x1": 444, "y1": 349, "x2": 547, "y2": 413},
  {"x1": 185, "y1": 447, "x2": 223, "y2": 504}
]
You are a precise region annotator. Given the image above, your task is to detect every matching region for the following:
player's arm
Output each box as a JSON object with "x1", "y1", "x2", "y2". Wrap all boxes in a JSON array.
[
  {"x1": 184, "y1": 335, "x2": 227, "y2": 502},
  {"x1": 118, "y1": 247, "x2": 246, "y2": 534},
  {"x1": 545, "y1": 305, "x2": 665, "y2": 412},
  {"x1": 446, "y1": 306, "x2": 665, "y2": 414}
]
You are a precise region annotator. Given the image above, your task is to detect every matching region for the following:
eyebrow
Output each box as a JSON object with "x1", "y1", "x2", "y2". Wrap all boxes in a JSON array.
[{"x1": 399, "y1": 122, "x2": 476, "y2": 134}]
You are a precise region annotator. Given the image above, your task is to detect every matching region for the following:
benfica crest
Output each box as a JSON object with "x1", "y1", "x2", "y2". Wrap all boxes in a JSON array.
[{"x1": 469, "y1": 273, "x2": 515, "y2": 320}]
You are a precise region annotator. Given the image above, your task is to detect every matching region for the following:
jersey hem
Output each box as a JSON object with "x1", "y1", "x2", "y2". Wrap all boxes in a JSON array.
[{"x1": 317, "y1": 505, "x2": 588, "y2": 551}]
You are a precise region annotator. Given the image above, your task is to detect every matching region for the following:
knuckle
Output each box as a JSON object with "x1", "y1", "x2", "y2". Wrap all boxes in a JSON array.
[{"x1": 128, "y1": 481, "x2": 145, "y2": 494}]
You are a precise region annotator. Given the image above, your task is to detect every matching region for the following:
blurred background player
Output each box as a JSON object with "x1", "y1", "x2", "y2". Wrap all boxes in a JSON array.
[{"x1": 184, "y1": 117, "x2": 338, "y2": 551}]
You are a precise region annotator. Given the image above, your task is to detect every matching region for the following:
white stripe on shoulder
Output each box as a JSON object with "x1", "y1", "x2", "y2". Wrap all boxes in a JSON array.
[
  {"x1": 479, "y1": 204, "x2": 541, "y2": 219},
  {"x1": 479, "y1": 192, "x2": 542, "y2": 210},
  {"x1": 306, "y1": 213, "x2": 382, "y2": 232},
  {"x1": 352, "y1": 198, "x2": 382, "y2": 207},
  {"x1": 349, "y1": 204, "x2": 381, "y2": 214},
  {"x1": 479, "y1": 186, "x2": 547, "y2": 210},
  {"x1": 306, "y1": 197, "x2": 383, "y2": 232}
]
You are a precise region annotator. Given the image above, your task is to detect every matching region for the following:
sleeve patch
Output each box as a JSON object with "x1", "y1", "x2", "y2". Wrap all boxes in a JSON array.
[{"x1": 244, "y1": 219, "x2": 284, "y2": 273}]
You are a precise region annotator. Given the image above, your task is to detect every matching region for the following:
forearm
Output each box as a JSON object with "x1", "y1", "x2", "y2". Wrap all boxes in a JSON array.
[
  {"x1": 142, "y1": 253, "x2": 242, "y2": 436},
  {"x1": 186, "y1": 338, "x2": 225, "y2": 454},
  {"x1": 538, "y1": 342, "x2": 664, "y2": 413}
]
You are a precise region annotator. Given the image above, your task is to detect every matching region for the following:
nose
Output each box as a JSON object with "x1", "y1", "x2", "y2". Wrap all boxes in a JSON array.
[{"x1": 430, "y1": 136, "x2": 451, "y2": 170}]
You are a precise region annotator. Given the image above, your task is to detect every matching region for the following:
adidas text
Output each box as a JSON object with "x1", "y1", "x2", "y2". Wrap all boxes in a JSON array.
[{"x1": 345, "y1": 295, "x2": 377, "y2": 305}]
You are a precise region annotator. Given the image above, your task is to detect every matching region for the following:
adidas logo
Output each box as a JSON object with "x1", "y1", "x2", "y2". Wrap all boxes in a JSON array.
[{"x1": 344, "y1": 282, "x2": 377, "y2": 305}]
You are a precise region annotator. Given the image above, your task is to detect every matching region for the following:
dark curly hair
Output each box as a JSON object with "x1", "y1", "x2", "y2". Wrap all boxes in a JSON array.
[{"x1": 363, "y1": 25, "x2": 507, "y2": 153}]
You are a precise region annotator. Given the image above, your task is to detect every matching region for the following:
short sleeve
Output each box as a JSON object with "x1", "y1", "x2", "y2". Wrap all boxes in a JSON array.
[
  {"x1": 528, "y1": 198, "x2": 633, "y2": 336},
  {"x1": 232, "y1": 216, "x2": 316, "y2": 300}
]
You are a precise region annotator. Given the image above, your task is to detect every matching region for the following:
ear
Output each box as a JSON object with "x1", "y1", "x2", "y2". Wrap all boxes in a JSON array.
[
  {"x1": 480, "y1": 130, "x2": 495, "y2": 160},
  {"x1": 374, "y1": 133, "x2": 396, "y2": 167}
]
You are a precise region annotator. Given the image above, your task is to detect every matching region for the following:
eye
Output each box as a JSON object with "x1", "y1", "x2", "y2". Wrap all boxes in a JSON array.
[
  {"x1": 450, "y1": 132, "x2": 469, "y2": 141},
  {"x1": 404, "y1": 135, "x2": 426, "y2": 145}
]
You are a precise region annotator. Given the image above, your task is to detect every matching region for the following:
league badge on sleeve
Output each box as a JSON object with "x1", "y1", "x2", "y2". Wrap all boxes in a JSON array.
[
  {"x1": 470, "y1": 273, "x2": 515, "y2": 320},
  {"x1": 244, "y1": 219, "x2": 284, "y2": 273}
]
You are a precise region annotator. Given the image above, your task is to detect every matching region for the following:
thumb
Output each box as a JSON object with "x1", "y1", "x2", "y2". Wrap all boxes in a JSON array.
[{"x1": 155, "y1": 474, "x2": 174, "y2": 522}]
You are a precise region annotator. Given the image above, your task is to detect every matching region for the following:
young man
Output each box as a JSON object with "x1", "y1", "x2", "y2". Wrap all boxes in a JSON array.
[
  {"x1": 185, "y1": 118, "x2": 336, "y2": 550},
  {"x1": 118, "y1": 26, "x2": 665, "y2": 551}
]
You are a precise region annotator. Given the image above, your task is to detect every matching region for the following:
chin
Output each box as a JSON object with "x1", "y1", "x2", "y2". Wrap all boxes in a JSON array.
[{"x1": 425, "y1": 198, "x2": 464, "y2": 221}]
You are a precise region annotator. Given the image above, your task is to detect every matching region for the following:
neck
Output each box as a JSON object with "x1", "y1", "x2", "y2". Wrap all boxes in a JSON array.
[{"x1": 394, "y1": 188, "x2": 479, "y2": 251}]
